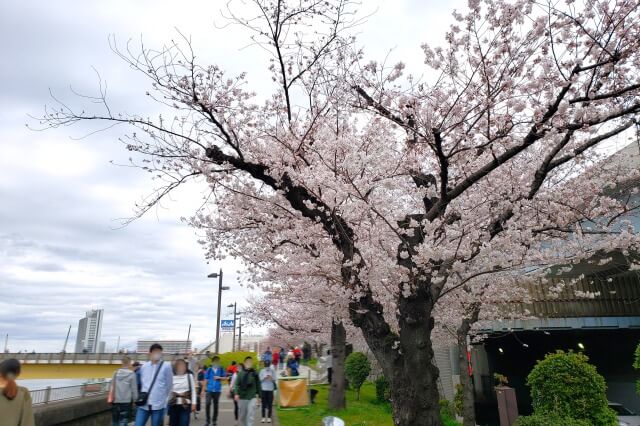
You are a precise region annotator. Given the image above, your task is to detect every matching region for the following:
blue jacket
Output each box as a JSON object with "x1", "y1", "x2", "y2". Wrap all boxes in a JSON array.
[{"x1": 205, "y1": 366, "x2": 226, "y2": 392}]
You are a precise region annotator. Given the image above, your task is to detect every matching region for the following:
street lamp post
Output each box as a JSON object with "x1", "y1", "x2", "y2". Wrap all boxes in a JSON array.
[
  {"x1": 226, "y1": 302, "x2": 237, "y2": 352},
  {"x1": 237, "y1": 316, "x2": 243, "y2": 351},
  {"x1": 208, "y1": 269, "x2": 229, "y2": 354}
]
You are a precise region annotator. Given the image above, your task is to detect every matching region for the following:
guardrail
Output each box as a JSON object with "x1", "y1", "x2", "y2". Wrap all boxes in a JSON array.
[
  {"x1": 30, "y1": 381, "x2": 110, "y2": 405},
  {"x1": 0, "y1": 352, "x2": 196, "y2": 364}
]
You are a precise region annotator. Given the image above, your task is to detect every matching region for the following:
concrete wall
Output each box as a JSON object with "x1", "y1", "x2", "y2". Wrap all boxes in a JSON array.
[{"x1": 34, "y1": 395, "x2": 111, "y2": 426}]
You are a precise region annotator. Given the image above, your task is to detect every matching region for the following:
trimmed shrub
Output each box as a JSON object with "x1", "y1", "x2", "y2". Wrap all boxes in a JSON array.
[
  {"x1": 374, "y1": 375, "x2": 390, "y2": 403},
  {"x1": 515, "y1": 413, "x2": 590, "y2": 426},
  {"x1": 201, "y1": 351, "x2": 257, "y2": 369},
  {"x1": 526, "y1": 350, "x2": 617, "y2": 426},
  {"x1": 344, "y1": 352, "x2": 371, "y2": 400}
]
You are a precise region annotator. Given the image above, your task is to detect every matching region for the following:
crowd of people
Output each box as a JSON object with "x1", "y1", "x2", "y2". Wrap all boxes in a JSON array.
[
  {"x1": 259, "y1": 342, "x2": 314, "y2": 378},
  {"x1": 0, "y1": 342, "x2": 318, "y2": 426},
  {"x1": 113, "y1": 343, "x2": 270, "y2": 426}
]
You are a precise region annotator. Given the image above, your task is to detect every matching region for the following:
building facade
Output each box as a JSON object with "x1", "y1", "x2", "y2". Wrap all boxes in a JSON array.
[
  {"x1": 74, "y1": 309, "x2": 104, "y2": 353},
  {"x1": 136, "y1": 340, "x2": 192, "y2": 354}
]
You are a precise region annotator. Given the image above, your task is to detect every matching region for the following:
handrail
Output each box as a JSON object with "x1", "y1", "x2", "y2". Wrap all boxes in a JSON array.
[{"x1": 30, "y1": 381, "x2": 110, "y2": 405}]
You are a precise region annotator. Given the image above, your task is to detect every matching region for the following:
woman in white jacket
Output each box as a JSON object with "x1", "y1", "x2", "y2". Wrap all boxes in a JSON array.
[{"x1": 168, "y1": 359, "x2": 197, "y2": 426}]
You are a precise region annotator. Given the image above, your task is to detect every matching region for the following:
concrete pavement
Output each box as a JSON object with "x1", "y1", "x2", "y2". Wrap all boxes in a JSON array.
[{"x1": 191, "y1": 395, "x2": 278, "y2": 426}]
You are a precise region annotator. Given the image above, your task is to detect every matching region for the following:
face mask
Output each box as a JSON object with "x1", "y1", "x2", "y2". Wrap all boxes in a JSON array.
[
  {"x1": 212, "y1": 363, "x2": 219, "y2": 368},
  {"x1": 151, "y1": 352, "x2": 163, "y2": 361}
]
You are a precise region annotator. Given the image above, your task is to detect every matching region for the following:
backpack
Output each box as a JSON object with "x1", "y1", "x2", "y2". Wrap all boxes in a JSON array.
[{"x1": 239, "y1": 369, "x2": 259, "y2": 391}]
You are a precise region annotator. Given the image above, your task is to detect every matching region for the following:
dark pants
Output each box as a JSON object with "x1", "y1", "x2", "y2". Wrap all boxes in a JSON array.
[
  {"x1": 205, "y1": 391, "x2": 221, "y2": 424},
  {"x1": 168, "y1": 405, "x2": 191, "y2": 426},
  {"x1": 112, "y1": 403, "x2": 132, "y2": 426},
  {"x1": 327, "y1": 367, "x2": 333, "y2": 384},
  {"x1": 233, "y1": 398, "x2": 239, "y2": 420},
  {"x1": 261, "y1": 391, "x2": 274, "y2": 418}
]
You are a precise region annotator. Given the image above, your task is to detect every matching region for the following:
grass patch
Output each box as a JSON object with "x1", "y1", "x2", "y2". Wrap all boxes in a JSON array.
[{"x1": 277, "y1": 383, "x2": 460, "y2": 426}]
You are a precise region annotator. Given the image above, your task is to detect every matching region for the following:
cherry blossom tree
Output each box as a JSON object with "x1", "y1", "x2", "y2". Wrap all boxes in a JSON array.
[{"x1": 39, "y1": 0, "x2": 640, "y2": 424}]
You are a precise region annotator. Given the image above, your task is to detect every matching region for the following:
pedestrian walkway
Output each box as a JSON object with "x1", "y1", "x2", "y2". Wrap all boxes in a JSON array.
[{"x1": 191, "y1": 395, "x2": 278, "y2": 426}]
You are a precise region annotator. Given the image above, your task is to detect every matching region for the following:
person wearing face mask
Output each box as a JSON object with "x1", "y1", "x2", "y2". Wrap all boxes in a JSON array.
[
  {"x1": 134, "y1": 343, "x2": 174, "y2": 426},
  {"x1": 234, "y1": 356, "x2": 261, "y2": 426},
  {"x1": 0, "y1": 359, "x2": 34, "y2": 426},
  {"x1": 202, "y1": 356, "x2": 226, "y2": 426},
  {"x1": 168, "y1": 359, "x2": 196, "y2": 426}
]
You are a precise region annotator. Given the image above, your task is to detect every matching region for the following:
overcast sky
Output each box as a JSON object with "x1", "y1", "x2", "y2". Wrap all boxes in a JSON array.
[{"x1": 0, "y1": 0, "x2": 464, "y2": 352}]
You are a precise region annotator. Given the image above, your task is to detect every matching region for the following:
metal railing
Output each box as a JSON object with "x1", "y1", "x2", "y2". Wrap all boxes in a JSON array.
[
  {"x1": 30, "y1": 381, "x2": 110, "y2": 405},
  {"x1": 0, "y1": 352, "x2": 194, "y2": 364}
]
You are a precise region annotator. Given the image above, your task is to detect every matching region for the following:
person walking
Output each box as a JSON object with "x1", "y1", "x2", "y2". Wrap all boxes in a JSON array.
[
  {"x1": 271, "y1": 349, "x2": 280, "y2": 371},
  {"x1": 226, "y1": 360, "x2": 238, "y2": 380},
  {"x1": 132, "y1": 362, "x2": 143, "y2": 392},
  {"x1": 168, "y1": 359, "x2": 196, "y2": 426},
  {"x1": 234, "y1": 356, "x2": 261, "y2": 426},
  {"x1": 109, "y1": 356, "x2": 138, "y2": 426},
  {"x1": 259, "y1": 361, "x2": 276, "y2": 424},
  {"x1": 278, "y1": 348, "x2": 286, "y2": 370},
  {"x1": 202, "y1": 356, "x2": 226, "y2": 426},
  {"x1": 195, "y1": 364, "x2": 206, "y2": 417},
  {"x1": 0, "y1": 359, "x2": 34, "y2": 426},
  {"x1": 325, "y1": 350, "x2": 333, "y2": 384},
  {"x1": 302, "y1": 342, "x2": 311, "y2": 365},
  {"x1": 135, "y1": 343, "x2": 173, "y2": 426},
  {"x1": 286, "y1": 353, "x2": 299, "y2": 377},
  {"x1": 261, "y1": 347, "x2": 272, "y2": 366},
  {"x1": 228, "y1": 364, "x2": 243, "y2": 426}
]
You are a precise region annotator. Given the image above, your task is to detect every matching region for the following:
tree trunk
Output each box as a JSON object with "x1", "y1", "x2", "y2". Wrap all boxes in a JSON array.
[
  {"x1": 457, "y1": 319, "x2": 476, "y2": 426},
  {"x1": 328, "y1": 319, "x2": 347, "y2": 410},
  {"x1": 354, "y1": 292, "x2": 444, "y2": 426}
]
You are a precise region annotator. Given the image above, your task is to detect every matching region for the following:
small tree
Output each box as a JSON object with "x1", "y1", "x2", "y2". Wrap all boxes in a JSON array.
[
  {"x1": 345, "y1": 352, "x2": 371, "y2": 400},
  {"x1": 525, "y1": 351, "x2": 617, "y2": 426}
]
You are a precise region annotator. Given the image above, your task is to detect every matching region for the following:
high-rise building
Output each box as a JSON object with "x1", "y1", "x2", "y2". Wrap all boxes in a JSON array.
[
  {"x1": 74, "y1": 309, "x2": 104, "y2": 353},
  {"x1": 136, "y1": 340, "x2": 192, "y2": 354}
]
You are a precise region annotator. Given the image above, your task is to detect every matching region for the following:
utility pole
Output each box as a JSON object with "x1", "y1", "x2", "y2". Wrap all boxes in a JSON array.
[
  {"x1": 186, "y1": 324, "x2": 191, "y2": 354},
  {"x1": 4, "y1": 334, "x2": 8, "y2": 353},
  {"x1": 62, "y1": 326, "x2": 71, "y2": 353},
  {"x1": 238, "y1": 317, "x2": 243, "y2": 352},
  {"x1": 208, "y1": 269, "x2": 229, "y2": 354}
]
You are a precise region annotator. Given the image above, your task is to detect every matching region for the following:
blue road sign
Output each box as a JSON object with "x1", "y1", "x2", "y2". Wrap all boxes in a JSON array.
[{"x1": 221, "y1": 319, "x2": 235, "y2": 331}]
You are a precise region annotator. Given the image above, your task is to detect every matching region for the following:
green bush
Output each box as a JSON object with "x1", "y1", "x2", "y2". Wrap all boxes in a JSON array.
[
  {"x1": 515, "y1": 413, "x2": 590, "y2": 426},
  {"x1": 526, "y1": 350, "x2": 617, "y2": 426},
  {"x1": 374, "y1": 375, "x2": 390, "y2": 403},
  {"x1": 201, "y1": 351, "x2": 257, "y2": 369},
  {"x1": 344, "y1": 352, "x2": 371, "y2": 400},
  {"x1": 453, "y1": 383, "x2": 464, "y2": 416},
  {"x1": 439, "y1": 399, "x2": 455, "y2": 418}
]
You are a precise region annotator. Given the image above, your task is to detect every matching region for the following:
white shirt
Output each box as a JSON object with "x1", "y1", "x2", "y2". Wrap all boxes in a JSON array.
[{"x1": 172, "y1": 373, "x2": 197, "y2": 404}]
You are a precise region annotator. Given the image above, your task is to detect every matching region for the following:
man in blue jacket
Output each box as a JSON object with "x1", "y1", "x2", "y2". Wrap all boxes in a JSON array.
[{"x1": 202, "y1": 356, "x2": 226, "y2": 426}]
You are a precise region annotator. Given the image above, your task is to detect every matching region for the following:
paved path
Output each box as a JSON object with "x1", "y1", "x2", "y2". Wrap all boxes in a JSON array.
[{"x1": 191, "y1": 395, "x2": 278, "y2": 426}]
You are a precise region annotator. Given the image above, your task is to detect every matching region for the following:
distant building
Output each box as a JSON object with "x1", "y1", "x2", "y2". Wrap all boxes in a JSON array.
[
  {"x1": 74, "y1": 309, "x2": 104, "y2": 353},
  {"x1": 97, "y1": 341, "x2": 106, "y2": 353},
  {"x1": 136, "y1": 340, "x2": 192, "y2": 354}
]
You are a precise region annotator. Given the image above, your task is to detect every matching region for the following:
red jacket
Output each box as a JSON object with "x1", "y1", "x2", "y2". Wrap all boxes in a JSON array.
[{"x1": 272, "y1": 351, "x2": 280, "y2": 364}]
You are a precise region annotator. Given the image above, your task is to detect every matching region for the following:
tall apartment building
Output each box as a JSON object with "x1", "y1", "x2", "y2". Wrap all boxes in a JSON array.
[{"x1": 74, "y1": 309, "x2": 104, "y2": 353}]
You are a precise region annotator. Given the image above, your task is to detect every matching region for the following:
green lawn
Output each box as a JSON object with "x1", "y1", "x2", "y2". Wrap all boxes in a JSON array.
[{"x1": 277, "y1": 383, "x2": 460, "y2": 426}]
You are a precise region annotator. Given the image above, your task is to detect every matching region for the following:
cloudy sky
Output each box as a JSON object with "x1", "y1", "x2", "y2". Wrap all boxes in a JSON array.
[{"x1": 0, "y1": 0, "x2": 463, "y2": 352}]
